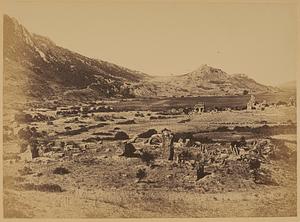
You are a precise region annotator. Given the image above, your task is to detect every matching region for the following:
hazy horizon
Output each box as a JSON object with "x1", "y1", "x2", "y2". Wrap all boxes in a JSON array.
[{"x1": 3, "y1": 0, "x2": 298, "y2": 86}]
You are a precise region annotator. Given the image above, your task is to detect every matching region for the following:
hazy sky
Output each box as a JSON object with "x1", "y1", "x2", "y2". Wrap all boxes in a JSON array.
[{"x1": 3, "y1": 0, "x2": 298, "y2": 85}]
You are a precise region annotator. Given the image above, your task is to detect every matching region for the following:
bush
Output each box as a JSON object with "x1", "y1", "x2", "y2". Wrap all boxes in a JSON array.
[
  {"x1": 15, "y1": 112, "x2": 33, "y2": 123},
  {"x1": 253, "y1": 169, "x2": 278, "y2": 185},
  {"x1": 178, "y1": 119, "x2": 191, "y2": 123},
  {"x1": 249, "y1": 159, "x2": 261, "y2": 170},
  {"x1": 20, "y1": 183, "x2": 63, "y2": 192},
  {"x1": 53, "y1": 167, "x2": 70, "y2": 175},
  {"x1": 136, "y1": 169, "x2": 147, "y2": 182},
  {"x1": 243, "y1": 90, "x2": 249, "y2": 95},
  {"x1": 117, "y1": 120, "x2": 136, "y2": 125},
  {"x1": 18, "y1": 166, "x2": 33, "y2": 176},
  {"x1": 214, "y1": 126, "x2": 230, "y2": 132},
  {"x1": 178, "y1": 150, "x2": 193, "y2": 162},
  {"x1": 277, "y1": 101, "x2": 287, "y2": 106},
  {"x1": 140, "y1": 151, "x2": 155, "y2": 165}
]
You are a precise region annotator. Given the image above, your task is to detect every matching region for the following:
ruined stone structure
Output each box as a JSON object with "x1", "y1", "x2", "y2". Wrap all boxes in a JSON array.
[
  {"x1": 247, "y1": 95, "x2": 255, "y2": 110},
  {"x1": 288, "y1": 96, "x2": 296, "y2": 107},
  {"x1": 161, "y1": 128, "x2": 174, "y2": 160},
  {"x1": 194, "y1": 102, "x2": 205, "y2": 113}
]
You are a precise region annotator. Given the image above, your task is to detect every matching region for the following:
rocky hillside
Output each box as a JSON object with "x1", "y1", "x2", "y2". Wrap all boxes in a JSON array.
[
  {"x1": 3, "y1": 15, "x2": 275, "y2": 103},
  {"x1": 3, "y1": 15, "x2": 148, "y2": 103},
  {"x1": 140, "y1": 65, "x2": 274, "y2": 97}
]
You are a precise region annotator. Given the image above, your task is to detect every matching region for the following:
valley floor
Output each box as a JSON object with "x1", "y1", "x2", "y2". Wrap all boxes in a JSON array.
[{"x1": 3, "y1": 106, "x2": 297, "y2": 218}]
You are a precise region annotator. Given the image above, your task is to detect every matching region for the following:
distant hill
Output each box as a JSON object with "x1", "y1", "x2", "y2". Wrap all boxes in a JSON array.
[
  {"x1": 277, "y1": 80, "x2": 296, "y2": 92},
  {"x1": 137, "y1": 65, "x2": 275, "y2": 97},
  {"x1": 3, "y1": 15, "x2": 276, "y2": 103}
]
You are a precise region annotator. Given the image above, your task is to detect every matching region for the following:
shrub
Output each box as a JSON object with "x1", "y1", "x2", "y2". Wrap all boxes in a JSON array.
[
  {"x1": 15, "y1": 112, "x2": 33, "y2": 123},
  {"x1": 136, "y1": 169, "x2": 147, "y2": 182},
  {"x1": 53, "y1": 167, "x2": 70, "y2": 175},
  {"x1": 140, "y1": 151, "x2": 155, "y2": 165},
  {"x1": 249, "y1": 159, "x2": 261, "y2": 170},
  {"x1": 20, "y1": 183, "x2": 63, "y2": 192},
  {"x1": 18, "y1": 166, "x2": 33, "y2": 176},
  {"x1": 277, "y1": 101, "x2": 287, "y2": 106},
  {"x1": 214, "y1": 126, "x2": 230, "y2": 132},
  {"x1": 117, "y1": 120, "x2": 136, "y2": 125},
  {"x1": 178, "y1": 119, "x2": 191, "y2": 123},
  {"x1": 243, "y1": 90, "x2": 249, "y2": 95}
]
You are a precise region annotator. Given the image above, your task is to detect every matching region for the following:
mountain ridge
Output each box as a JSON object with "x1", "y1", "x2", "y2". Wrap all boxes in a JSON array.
[{"x1": 3, "y1": 14, "x2": 275, "y2": 102}]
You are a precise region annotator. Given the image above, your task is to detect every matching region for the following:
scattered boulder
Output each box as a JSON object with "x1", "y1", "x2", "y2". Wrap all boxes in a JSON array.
[
  {"x1": 148, "y1": 134, "x2": 163, "y2": 145},
  {"x1": 121, "y1": 143, "x2": 136, "y2": 157},
  {"x1": 117, "y1": 120, "x2": 136, "y2": 125},
  {"x1": 138, "y1": 129, "x2": 158, "y2": 138},
  {"x1": 115, "y1": 131, "x2": 129, "y2": 140}
]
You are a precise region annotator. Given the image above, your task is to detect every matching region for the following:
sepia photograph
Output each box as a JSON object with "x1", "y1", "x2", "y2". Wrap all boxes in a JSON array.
[{"x1": 1, "y1": 0, "x2": 299, "y2": 219}]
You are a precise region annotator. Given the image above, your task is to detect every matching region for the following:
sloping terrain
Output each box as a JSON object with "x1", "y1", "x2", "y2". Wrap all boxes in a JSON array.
[
  {"x1": 144, "y1": 65, "x2": 274, "y2": 97},
  {"x1": 277, "y1": 80, "x2": 296, "y2": 94},
  {"x1": 4, "y1": 14, "x2": 275, "y2": 103},
  {"x1": 3, "y1": 15, "x2": 149, "y2": 103}
]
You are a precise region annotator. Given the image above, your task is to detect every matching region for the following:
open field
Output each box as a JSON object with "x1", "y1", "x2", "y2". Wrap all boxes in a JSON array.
[{"x1": 3, "y1": 97, "x2": 297, "y2": 218}]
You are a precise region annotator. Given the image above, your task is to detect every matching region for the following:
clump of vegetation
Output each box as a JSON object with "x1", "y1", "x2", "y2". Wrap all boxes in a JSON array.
[
  {"x1": 150, "y1": 116, "x2": 172, "y2": 120},
  {"x1": 178, "y1": 119, "x2": 191, "y2": 123},
  {"x1": 135, "y1": 112, "x2": 145, "y2": 117},
  {"x1": 18, "y1": 166, "x2": 33, "y2": 176},
  {"x1": 140, "y1": 151, "x2": 155, "y2": 165},
  {"x1": 276, "y1": 101, "x2": 287, "y2": 106},
  {"x1": 214, "y1": 126, "x2": 230, "y2": 132},
  {"x1": 252, "y1": 169, "x2": 278, "y2": 186},
  {"x1": 15, "y1": 112, "x2": 33, "y2": 123},
  {"x1": 20, "y1": 183, "x2": 63, "y2": 192},
  {"x1": 53, "y1": 167, "x2": 70, "y2": 175},
  {"x1": 249, "y1": 159, "x2": 261, "y2": 170},
  {"x1": 92, "y1": 132, "x2": 113, "y2": 136},
  {"x1": 93, "y1": 115, "x2": 109, "y2": 121},
  {"x1": 136, "y1": 169, "x2": 147, "y2": 182},
  {"x1": 177, "y1": 150, "x2": 193, "y2": 163},
  {"x1": 117, "y1": 120, "x2": 136, "y2": 125},
  {"x1": 195, "y1": 137, "x2": 214, "y2": 144},
  {"x1": 243, "y1": 90, "x2": 249, "y2": 95},
  {"x1": 82, "y1": 137, "x2": 102, "y2": 143}
]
